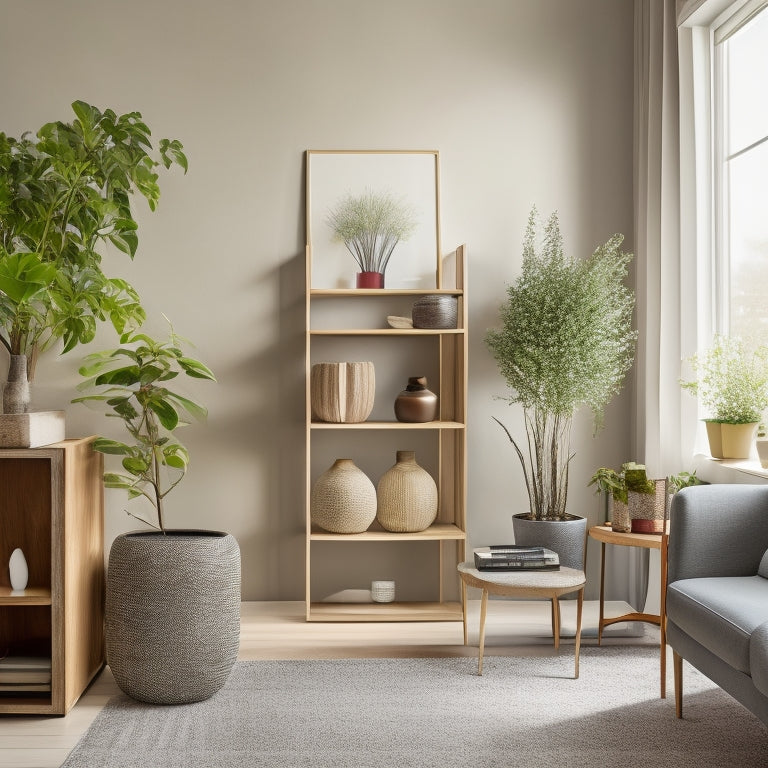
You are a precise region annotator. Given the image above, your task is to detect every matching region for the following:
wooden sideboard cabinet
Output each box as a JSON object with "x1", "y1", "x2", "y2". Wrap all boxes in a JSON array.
[{"x1": 0, "y1": 437, "x2": 104, "y2": 715}]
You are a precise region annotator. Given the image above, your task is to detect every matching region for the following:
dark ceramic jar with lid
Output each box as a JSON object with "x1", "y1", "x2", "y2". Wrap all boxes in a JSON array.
[{"x1": 394, "y1": 376, "x2": 438, "y2": 423}]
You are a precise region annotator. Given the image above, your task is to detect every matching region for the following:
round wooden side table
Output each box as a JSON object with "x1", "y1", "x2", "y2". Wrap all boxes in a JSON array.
[
  {"x1": 588, "y1": 523, "x2": 669, "y2": 698},
  {"x1": 457, "y1": 562, "x2": 586, "y2": 677}
]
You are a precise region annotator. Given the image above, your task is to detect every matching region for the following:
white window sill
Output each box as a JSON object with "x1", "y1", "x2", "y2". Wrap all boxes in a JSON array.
[{"x1": 692, "y1": 453, "x2": 768, "y2": 484}]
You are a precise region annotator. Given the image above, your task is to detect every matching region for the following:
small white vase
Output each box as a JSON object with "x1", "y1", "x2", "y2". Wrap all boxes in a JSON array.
[{"x1": 9, "y1": 547, "x2": 28, "y2": 592}]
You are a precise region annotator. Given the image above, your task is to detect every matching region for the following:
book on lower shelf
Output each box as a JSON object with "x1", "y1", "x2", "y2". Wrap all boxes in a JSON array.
[
  {"x1": 474, "y1": 545, "x2": 560, "y2": 571},
  {"x1": 0, "y1": 656, "x2": 52, "y2": 691}
]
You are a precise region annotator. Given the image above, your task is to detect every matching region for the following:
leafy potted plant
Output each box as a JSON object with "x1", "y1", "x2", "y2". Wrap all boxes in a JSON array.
[
  {"x1": 485, "y1": 207, "x2": 637, "y2": 567},
  {"x1": 681, "y1": 334, "x2": 768, "y2": 459},
  {"x1": 0, "y1": 100, "x2": 186, "y2": 418},
  {"x1": 589, "y1": 462, "x2": 665, "y2": 534},
  {"x1": 74, "y1": 325, "x2": 240, "y2": 705},
  {"x1": 326, "y1": 188, "x2": 417, "y2": 288}
]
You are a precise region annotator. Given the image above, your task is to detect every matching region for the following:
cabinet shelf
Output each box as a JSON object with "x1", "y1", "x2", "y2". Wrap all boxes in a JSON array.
[
  {"x1": 311, "y1": 288, "x2": 463, "y2": 298},
  {"x1": 0, "y1": 587, "x2": 52, "y2": 606},
  {"x1": 310, "y1": 328, "x2": 464, "y2": 336},
  {"x1": 310, "y1": 420, "x2": 464, "y2": 430},
  {"x1": 310, "y1": 523, "x2": 466, "y2": 542},
  {"x1": 307, "y1": 601, "x2": 463, "y2": 622}
]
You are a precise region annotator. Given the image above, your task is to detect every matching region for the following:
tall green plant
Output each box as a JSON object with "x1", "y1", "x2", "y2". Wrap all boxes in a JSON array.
[
  {"x1": 680, "y1": 334, "x2": 768, "y2": 423},
  {"x1": 73, "y1": 326, "x2": 215, "y2": 532},
  {"x1": 0, "y1": 101, "x2": 187, "y2": 376},
  {"x1": 485, "y1": 207, "x2": 637, "y2": 520}
]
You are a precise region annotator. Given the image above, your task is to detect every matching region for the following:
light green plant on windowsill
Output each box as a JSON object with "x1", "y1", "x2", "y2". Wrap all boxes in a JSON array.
[{"x1": 680, "y1": 335, "x2": 768, "y2": 424}]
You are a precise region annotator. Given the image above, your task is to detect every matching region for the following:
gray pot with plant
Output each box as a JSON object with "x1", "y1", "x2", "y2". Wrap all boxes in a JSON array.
[
  {"x1": 0, "y1": 101, "x2": 186, "y2": 417},
  {"x1": 681, "y1": 335, "x2": 768, "y2": 459},
  {"x1": 485, "y1": 207, "x2": 637, "y2": 567},
  {"x1": 75, "y1": 325, "x2": 239, "y2": 705}
]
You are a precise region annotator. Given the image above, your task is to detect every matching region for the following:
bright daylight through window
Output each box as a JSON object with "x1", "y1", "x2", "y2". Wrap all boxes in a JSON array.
[{"x1": 717, "y1": 5, "x2": 768, "y2": 344}]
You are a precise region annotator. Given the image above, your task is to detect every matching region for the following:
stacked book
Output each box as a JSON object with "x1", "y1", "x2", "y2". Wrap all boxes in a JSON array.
[
  {"x1": 0, "y1": 656, "x2": 52, "y2": 694},
  {"x1": 474, "y1": 545, "x2": 560, "y2": 571}
]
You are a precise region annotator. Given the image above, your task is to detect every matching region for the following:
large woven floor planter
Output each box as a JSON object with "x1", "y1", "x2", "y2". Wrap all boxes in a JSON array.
[{"x1": 106, "y1": 530, "x2": 241, "y2": 704}]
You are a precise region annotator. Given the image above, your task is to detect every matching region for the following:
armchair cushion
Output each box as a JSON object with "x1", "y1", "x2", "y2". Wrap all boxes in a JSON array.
[
  {"x1": 752, "y1": 622, "x2": 768, "y2": 698},
  {"x1": 666, "y1": 575, "x2": 768, "y2": 674},
  {"x1": 759, "y1": 550, "x2": 768, "y2": 579}
]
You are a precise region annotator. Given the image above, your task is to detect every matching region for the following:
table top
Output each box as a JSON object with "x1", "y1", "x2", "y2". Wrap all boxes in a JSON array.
[
  {"x1": 457, "y1": 562, "x2": 586, "y2": 591},
  {"x1": 588, "y1": 523, "x2": 668, "y2": 549}
]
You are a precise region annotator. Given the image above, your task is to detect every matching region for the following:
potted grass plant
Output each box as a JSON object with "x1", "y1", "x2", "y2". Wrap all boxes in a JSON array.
[
  {"x1": 0, "y1": 101, "x2": 186, "y2": 416},
  {"x1": 485, "y1": 207, "x2": 637, "y2": 567},
  {"x1": 326, "y1": 188, "x2": 417, "y2": 288},
  {"x1": 681, "y1": 335, "x2": 768, "y2": 459},
  {"x1": 74, "y1": 324, "x2": 240, "y2": 705}
]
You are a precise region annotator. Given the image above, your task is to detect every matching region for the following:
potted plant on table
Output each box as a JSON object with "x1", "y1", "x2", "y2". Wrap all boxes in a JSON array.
[
  {"x1": 74, "y1": 325, "x2": 240, "y2": 705},
  {"x1": 589, "y1": 463, "x2": 666, "y2": 534},
  {"x1": 0, "y1": 100, "x2": 186, "y2": 419},
  {"x1": 680, "y1": 334, "x2": 768, "y2": 459},
  {"x1": 326, "y1": 188, "x2": 417, "y2": 288},
  {"x1": 485, "y1": 207, "x2": 637, "y2": 568}
]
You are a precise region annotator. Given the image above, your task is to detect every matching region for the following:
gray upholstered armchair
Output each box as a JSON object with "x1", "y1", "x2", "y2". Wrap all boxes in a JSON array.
[{"x1": 666, "y1": 484, "x2": 768, "y2": 726}]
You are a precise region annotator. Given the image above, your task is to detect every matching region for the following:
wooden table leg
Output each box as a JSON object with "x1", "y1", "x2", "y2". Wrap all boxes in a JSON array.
[
  {"x1": 598, "y1": 541, "x2": 606, "y2": 646},
  {"x1": 551, "y1": 597, "x2": 561, "y2": 650},
  {"x1": 574, "y1": 587, "x2": 584, "y2": 679},
  {"x1": 461, "y1": 579, "x2": 468, "y2": 646},
  {"x1": 660, "y1": 538, "x2": 668, "y2": 699},
  {"x1": 478, "y1": 589, "x2": 488, "y2": 676}
]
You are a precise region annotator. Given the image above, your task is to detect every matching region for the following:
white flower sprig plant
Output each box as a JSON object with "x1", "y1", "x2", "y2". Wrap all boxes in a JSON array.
[
  {"x1": 681, "y1": 335, "x2": 768, "y2": 424},
  {"x1": 485, "y1": 207, "x2": 637, "y2": 521},
  {"x1": 326, "y1": 189, "x2": 417, "y2": 278}
]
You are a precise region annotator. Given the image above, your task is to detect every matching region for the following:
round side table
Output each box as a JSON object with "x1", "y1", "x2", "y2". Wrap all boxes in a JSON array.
[{"x1": 457, "y1": 562, "x2": 586, "y2": 677}]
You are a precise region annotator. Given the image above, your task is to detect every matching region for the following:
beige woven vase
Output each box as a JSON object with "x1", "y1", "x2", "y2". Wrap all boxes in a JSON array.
[
  {"x1": 311, "y1": 458, "x2": 377, "y2": 533},
  {"x1": 311, "y1": 362, "x2": 375, "y2": 423},
  {"x1": 376, "y1": 450, "x2": 438, "y2": 532}
]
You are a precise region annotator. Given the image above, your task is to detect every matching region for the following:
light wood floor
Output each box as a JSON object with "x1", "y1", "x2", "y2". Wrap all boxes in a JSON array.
[{"x1": 0, "y1": 600, "x2": 659, "y2": 768}]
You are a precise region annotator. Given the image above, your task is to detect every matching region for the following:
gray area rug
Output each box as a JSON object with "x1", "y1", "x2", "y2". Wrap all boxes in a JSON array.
[{"x1": 62, "y1": 648, "x2": 767, "y2": 768}]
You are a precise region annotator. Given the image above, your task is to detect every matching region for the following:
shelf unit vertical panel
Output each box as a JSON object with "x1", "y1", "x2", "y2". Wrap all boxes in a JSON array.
[{"x1": 61, "y1": 438, "x2": 104, "y2": 713}]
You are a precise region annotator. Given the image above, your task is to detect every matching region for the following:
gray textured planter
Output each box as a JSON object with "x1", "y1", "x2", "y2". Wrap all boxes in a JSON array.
[
  {"x1": 106, "y1": 530, "x2": 241, "y2": 704},
  {"x1": 512, "y1": 513, "x2": 587, "y2": 571}
]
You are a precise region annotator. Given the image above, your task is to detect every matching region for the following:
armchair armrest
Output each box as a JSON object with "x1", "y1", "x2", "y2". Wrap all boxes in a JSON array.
[{"x1": 667, "y1": 484, "x2": 768, "y2": 583}]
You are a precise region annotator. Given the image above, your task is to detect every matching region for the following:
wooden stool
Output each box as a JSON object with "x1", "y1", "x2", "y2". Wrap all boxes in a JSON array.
[{"x1": 457, "y1": 562, "x2": 586, "y2": 677}]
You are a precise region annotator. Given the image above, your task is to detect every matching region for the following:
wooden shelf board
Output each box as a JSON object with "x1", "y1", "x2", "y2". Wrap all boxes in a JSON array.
[
  {"x1": 308, "y1": 601, "x2": 463, "y2": 622},
  {"x1": 310, "y1": 420, "x2": 465, "y2": 430},
  {"x1": 310, "y1": 328, "x2": 463, "y2": 336},
  {"x1": 310, "y1": 523, "x2": 466, "y2": 542},
  {"x1": 0, "y1": 698, "x2": 54, "y2": 714},
  {"x1": 310, "y1": 288, "x2": 463, "y2": 297},
  {"x1": 0, "y1": 587, "x2": 52, "y2": 606}
]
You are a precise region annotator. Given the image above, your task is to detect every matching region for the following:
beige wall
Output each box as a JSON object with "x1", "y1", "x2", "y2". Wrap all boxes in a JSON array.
[{"x1": 0, "y1": 0, "x2": 635, "y2": 599}]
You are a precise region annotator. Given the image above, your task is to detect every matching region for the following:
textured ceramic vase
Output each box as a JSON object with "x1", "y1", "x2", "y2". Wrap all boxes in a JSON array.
[
  {"x1": 106, "y1": 530, "x2": 241, "y2": 704},
  {"x1": 609, "y1": 497, "x2": 631, "y2": 533},
  {"x1": 311, "y1": 459, "x2": 377, "y2": 533},
  {"x1": 9, "y1": 547, "x2": 28, "y2": 592},
  {"x1": 376, "y1": 451, "x2": 438, "y2": 532},
  {"x1": 411, "y1": 294, "x2": 458, "y2": 329},
  {"x1": 512, "y1": 513, "x2": 587, "y2": 571},
  {"x1": 3, "y1": 354, "x2": 30, "y2": 414},
  {"x1": 394, "y1": 376, "x2": 438, "y2": 423},
  {"x1": 629, "y1": 479, "x2": 668, "y2": 533},
  {"x1": 311, "y1": 362, "x2": 375, "y2": 423}
]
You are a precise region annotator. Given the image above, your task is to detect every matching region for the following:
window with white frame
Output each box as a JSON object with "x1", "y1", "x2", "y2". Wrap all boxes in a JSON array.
[{"x1": 714, "y1": 3, "x2": 768, "y2": 344}]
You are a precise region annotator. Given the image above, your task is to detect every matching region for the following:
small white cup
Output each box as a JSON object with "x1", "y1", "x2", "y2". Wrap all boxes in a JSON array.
[{"x1": 371, "y1": 580, "x2": 395, "y2": 603}]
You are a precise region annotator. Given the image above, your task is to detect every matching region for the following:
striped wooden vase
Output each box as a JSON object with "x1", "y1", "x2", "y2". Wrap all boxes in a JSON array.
[{"x1": 311, "y1": 362, "x2": 375, "y2": 423}]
